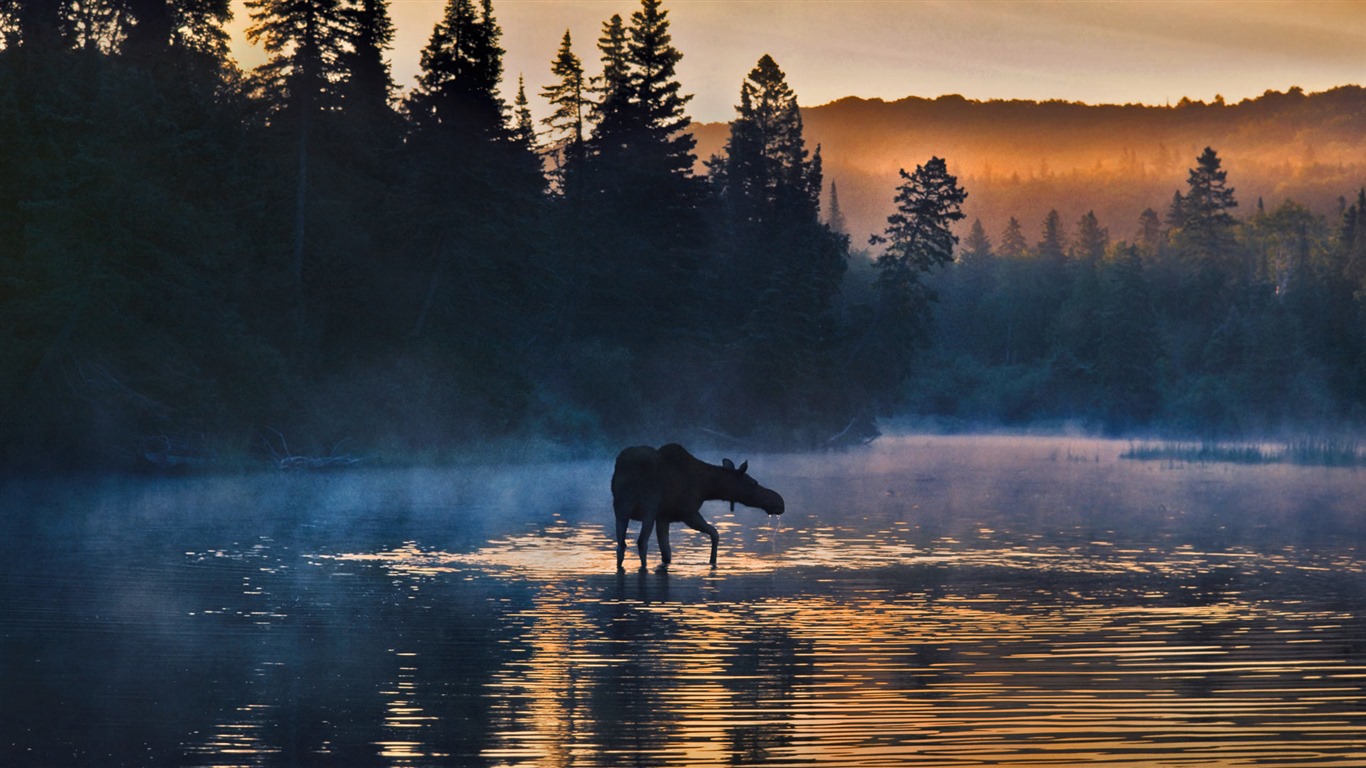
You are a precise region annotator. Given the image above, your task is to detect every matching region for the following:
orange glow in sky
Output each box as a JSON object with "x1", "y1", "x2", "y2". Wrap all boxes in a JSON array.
[{"x1": 227, "y1": 0, "x2": 1365, "y2": 123}]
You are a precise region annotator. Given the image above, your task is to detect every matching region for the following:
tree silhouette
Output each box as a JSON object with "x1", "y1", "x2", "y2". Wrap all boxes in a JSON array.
[
  {"x1": 407, "y1": 0, "x2": 505, "y2": 138},
  {"x1": 339, "y1": 0, "x2": 395, "y2": 123},
  {"x1": 859, "y1": 156, "x2": 967, "y2": 407},
  {"x1": 541, "y1": 29, "x2": 587, "y2": 190},
  {"x1": 999, "y1": 216, "x2": 1027, "y2": 259},
  {"x1": 709, "y1": 53, "x2": 849, "y2": 441},
  {"x1": 245, "y1": 0, "x2": 352, "y2": 343}
]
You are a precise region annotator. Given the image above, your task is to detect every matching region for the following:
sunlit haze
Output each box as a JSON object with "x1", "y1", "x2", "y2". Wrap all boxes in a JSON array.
[{"x1": 225, "y1": 0, "x2": 1365, "y2": 123}]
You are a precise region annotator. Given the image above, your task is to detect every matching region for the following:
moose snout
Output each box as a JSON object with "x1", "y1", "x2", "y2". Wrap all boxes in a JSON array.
[{"x1": 767, "y1": 493, "x2": 786, "y2": 516}]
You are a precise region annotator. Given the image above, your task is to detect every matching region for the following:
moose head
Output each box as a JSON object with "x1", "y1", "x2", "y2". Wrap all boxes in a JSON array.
[{"x1": 720, "y1": 458, "x2": 785, "y2": 516}]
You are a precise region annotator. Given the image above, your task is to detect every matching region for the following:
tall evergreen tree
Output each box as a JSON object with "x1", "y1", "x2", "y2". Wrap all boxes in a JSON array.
[
  {"x1": 592, "y1": 13, "x2": 629, "y2": 136},
  {"x1": 1072, "y1": 210, "x2": 1108, "y2": 262},
  {"x1": 857, "y1": 157, "x2": 966, "y2": 407},
  {"x1": 540, "y1": 29, "x2": 587, "y2": 188},
  {"x1": 999, "y1": 216, "x2": 1027, "y2": 258},
  {"x1": 245, "y1": 0, "x2": 349, "y2": 115},
  {"x1": 1178, "y1": 146, "x2": 1239, "y2": 268},
  {"x1": 624, "y1": 0, "x2": 693, "y2": 174},
  {"x1": 708, "y1": 53, "x2": 848, "y2": 441},
  {"x1": 1136, "y1": 207, "x2": 1162, "y2": 255},
  {"x1": 339, "y1": 0, "x2": 395, "y2": 121},
  {"x1": 511, "y1": 73, "x2": 535, "y2": 148},
  {"x1": 1037, "y1": 209, "x2": 1066, "y2": 264},
  {"x1": 576, "y1": 0, "x2": 702, "y2": 347},
  {"x1": 712, "y1": 54, "x2": 816, "y2": 219},
  {"x1": 827, "y1": 180, "x2": 848, "y2": 235},
  {"x1": 112, "y1": 0, "x2": 233, "y2": 61},
  {"x1": 406, "y1": 0, "x2": 505, "y2": 138},
  {"x1": 245, "y1": 0, "x2": 352, "y2": 342},
  {"x1": 1096, "y1": 246, "x2": 1162, "y2": 428},
  {"x1": 962, "y1": 219, "x2": 992, "y2": 264}
]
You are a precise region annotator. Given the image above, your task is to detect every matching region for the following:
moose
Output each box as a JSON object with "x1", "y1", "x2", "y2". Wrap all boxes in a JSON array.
[{"x1": 611, "y1": 443, "x2": 785, "y2": 570}]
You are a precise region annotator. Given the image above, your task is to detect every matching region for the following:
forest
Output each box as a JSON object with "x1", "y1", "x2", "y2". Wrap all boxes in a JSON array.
[{"x1": 1, "y1": 0, "x2": 1364, "y2": 471}]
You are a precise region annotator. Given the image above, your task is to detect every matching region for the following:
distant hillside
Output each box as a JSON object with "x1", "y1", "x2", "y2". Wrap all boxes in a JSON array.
[{"x1": 692, "y1": 86, "x2": 1366, "y2": 246}]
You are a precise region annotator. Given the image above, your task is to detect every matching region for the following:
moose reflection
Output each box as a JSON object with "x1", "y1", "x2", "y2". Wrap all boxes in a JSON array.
[{"x1": 612, "y1": 443, "x2": 785, "y2": 570}]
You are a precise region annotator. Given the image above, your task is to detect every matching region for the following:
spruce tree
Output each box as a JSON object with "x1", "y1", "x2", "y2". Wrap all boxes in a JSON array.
[
  {"x1": 1038, "y1": 209, "x2": 1066, "y2": 264},
  {"x1": 1072, "y1": 210, "x2": 1108, "y2": 262},
  {"x1": 592, "y1": 13, "x2": 629, "y2": 140},
  {"x1": 857, "y1": 157, "x2": 967, "y2": 406},
  {"x1": 999, "y1": 216, "x2": 1027, "y2": 258},
  {"x1": 511, "y1": 73, "x2": 535, "y2": 149},
  {"x1": 827, "y1": 181, "x2": 848, "y2": 235},
  {"x1": 1136, "y1": 208, "x2": 1162, "y2": 255},
  {"x1": 962, "y1": 219, "x2": 992, "y2": 265},
  {"x1": 1096, "y1": 246, "x2": 1161, "y2": 428},
  {"x1": 245, "y1": 0, "x2": 352, "y2": 342},
  {"x1": 339, "y1": 0, "x2": 395, "y2": 122},
  {"x1": 626, "y1": 0, "x2": 694, "y2": 175},
  {"x1": 577, "y1": 0, "x2": 702, "y2": 348},
  {"x1": 1179, "y1": 146, "x2": 1239, "y2": 270},
  {"x1": 540, "y1": 29, "x2": 587, "y2": 187},
  {"x1": 714, "y1": 54, "x2": 814, "y2": 218},
  {"x1": 709, "y1": 53, "x2": 848, "y2": 442},
  {"x1": 406, "y1": 0, "x2": 505, "y2": 139}
]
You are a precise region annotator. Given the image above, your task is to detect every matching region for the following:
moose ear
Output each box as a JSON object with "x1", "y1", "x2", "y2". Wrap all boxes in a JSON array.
[
  {"x1": 738, "y1": 460, "x2": 748, "y2": 474},
  {"x1": 722, "y1": 458, "x2": 735, "y2": 470}
]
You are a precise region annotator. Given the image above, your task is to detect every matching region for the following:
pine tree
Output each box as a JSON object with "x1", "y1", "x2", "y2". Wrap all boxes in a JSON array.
[
  {"x1": 827, "y1": 180, "x2": 847, "y2": 235},
  {"x1": 511, "y1": 73, "x2": 535, "y2": 149},
  {"x1": 626, "y1": 0, "x2": 694, "y2": 175},
  {"x1": 999, "y1": 216, "x2": 1027, "y2": 258},
  {"x1": 1072, "y1": 210, "x2": 1108, "y2": 262},
  {"x1": 576, "y1": 0, "x2": 702, "y2": 347},
  {"x1": 1038, "y1": 209, "x2": 1066, "y2": 264},
  {"x1": 540, "y1": 29, "x2": 587, "y2": 186},
  {"x1": 1176, "y1": 147, "x2": 1239, "y2": 271},
  {"x1": 245, "y1": 0, "x2": 349, "y2": 116},
  {"x1": 707, "y1": 53, "x2": 848, "y2": 442},
  {"x1": 962, "y1": 219, "x2": 992, "y2": 265},
  {"x1": 406, "y1": 0, "x2": 505, "y2": 139},
  {"x1": 713, "y1": 54, "x2": 814, "y2": 219},
  {"x1": 855, "y1": 156, "x2": 967, "y2": 406},
  {"x1": 1165, "y1": 190, "x2": 1187, "y2": 230},
  {"x1": 113, "y1": 0, "x2": 233, "y2": 61},
  {"x1": 339, "y1": 0, "x2": 395, "y2": 121},
  {"x1": 1136, "y1": 207, "x2": 1162, "y2": 255},
  {"x1": 245, "y1": 0, "x2": 352, "y2": 342},
  {"x1": 592, "y1": 13, "x2": 629, "y2": 138}
]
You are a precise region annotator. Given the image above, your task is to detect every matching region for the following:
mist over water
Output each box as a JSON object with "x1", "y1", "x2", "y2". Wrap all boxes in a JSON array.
[{"x1": 3, "y1": 436, "x2": 1364, "y2": 766}]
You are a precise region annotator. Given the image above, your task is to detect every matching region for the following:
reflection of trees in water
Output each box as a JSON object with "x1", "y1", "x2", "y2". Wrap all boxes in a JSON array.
[
  {"x1": 724, "y1": 626, "x2": 810, "y2": 763},
  {"x1": 589, "y1": 583, "x2": 679, "y2": 762}
]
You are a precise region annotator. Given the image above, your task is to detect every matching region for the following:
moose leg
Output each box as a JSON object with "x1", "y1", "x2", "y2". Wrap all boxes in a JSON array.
[
  {"x1": 682, "y1": 512, "x2": 719, "y2": 566},
  {"x1": 655, "y1": 520, "x2": 672, "y2": 566},
  {"x1": 614, "y1": 513, "x2": 630, "y2": 571},
  {"x1": 636, "y1": 514, "x2": 656, "y2": 570},
  {"x1": 636, "y1": 513, "x2": 658, "y2": 568}
]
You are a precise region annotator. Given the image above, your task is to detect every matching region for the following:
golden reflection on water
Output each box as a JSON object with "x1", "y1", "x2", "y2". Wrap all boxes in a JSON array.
[
  {"x1": 322, "y1": 526, "x2": 1366, "y2": 768},
  {"x1": 170, "y1": 439, "x2": 1366, "y2": 766}
]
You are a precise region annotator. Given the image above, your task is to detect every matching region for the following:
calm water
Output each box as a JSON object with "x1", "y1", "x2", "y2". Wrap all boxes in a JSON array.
[{"x1": 3, "y1": 436, "x2": 1364, "y2": 767}]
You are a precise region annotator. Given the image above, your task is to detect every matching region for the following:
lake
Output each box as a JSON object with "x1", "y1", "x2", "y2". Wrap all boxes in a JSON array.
[{"x1": 3, "y1": 435, "x2": 1364, "y2": 767}]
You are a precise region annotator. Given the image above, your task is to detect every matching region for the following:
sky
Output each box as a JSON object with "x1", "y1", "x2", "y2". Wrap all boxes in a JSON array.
[{"x1": 226, "y1": 0, "x2": 1366, "y2": 124}]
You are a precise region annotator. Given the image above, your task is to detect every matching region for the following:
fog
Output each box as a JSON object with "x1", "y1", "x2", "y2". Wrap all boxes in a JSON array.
[{"x1": 4, "y1": 435, "x2": 1364, "y2": 765}]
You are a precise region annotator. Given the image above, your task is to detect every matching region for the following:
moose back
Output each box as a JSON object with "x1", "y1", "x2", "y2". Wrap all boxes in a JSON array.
[{"x1": 611, "y1": 443, "x2": 785, "y2": 570}]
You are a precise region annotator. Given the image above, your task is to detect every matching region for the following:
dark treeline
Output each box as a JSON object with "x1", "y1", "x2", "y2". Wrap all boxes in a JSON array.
[
  {"x1": 0, "y1": 0, "x2": 930, "y2": 470},
  {"x1": 911, "y1": 150, "x2": 1366, "y2": 435},
  {"x1": 2, "y1": 1, "x2": 1363, "y2": 472}
]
